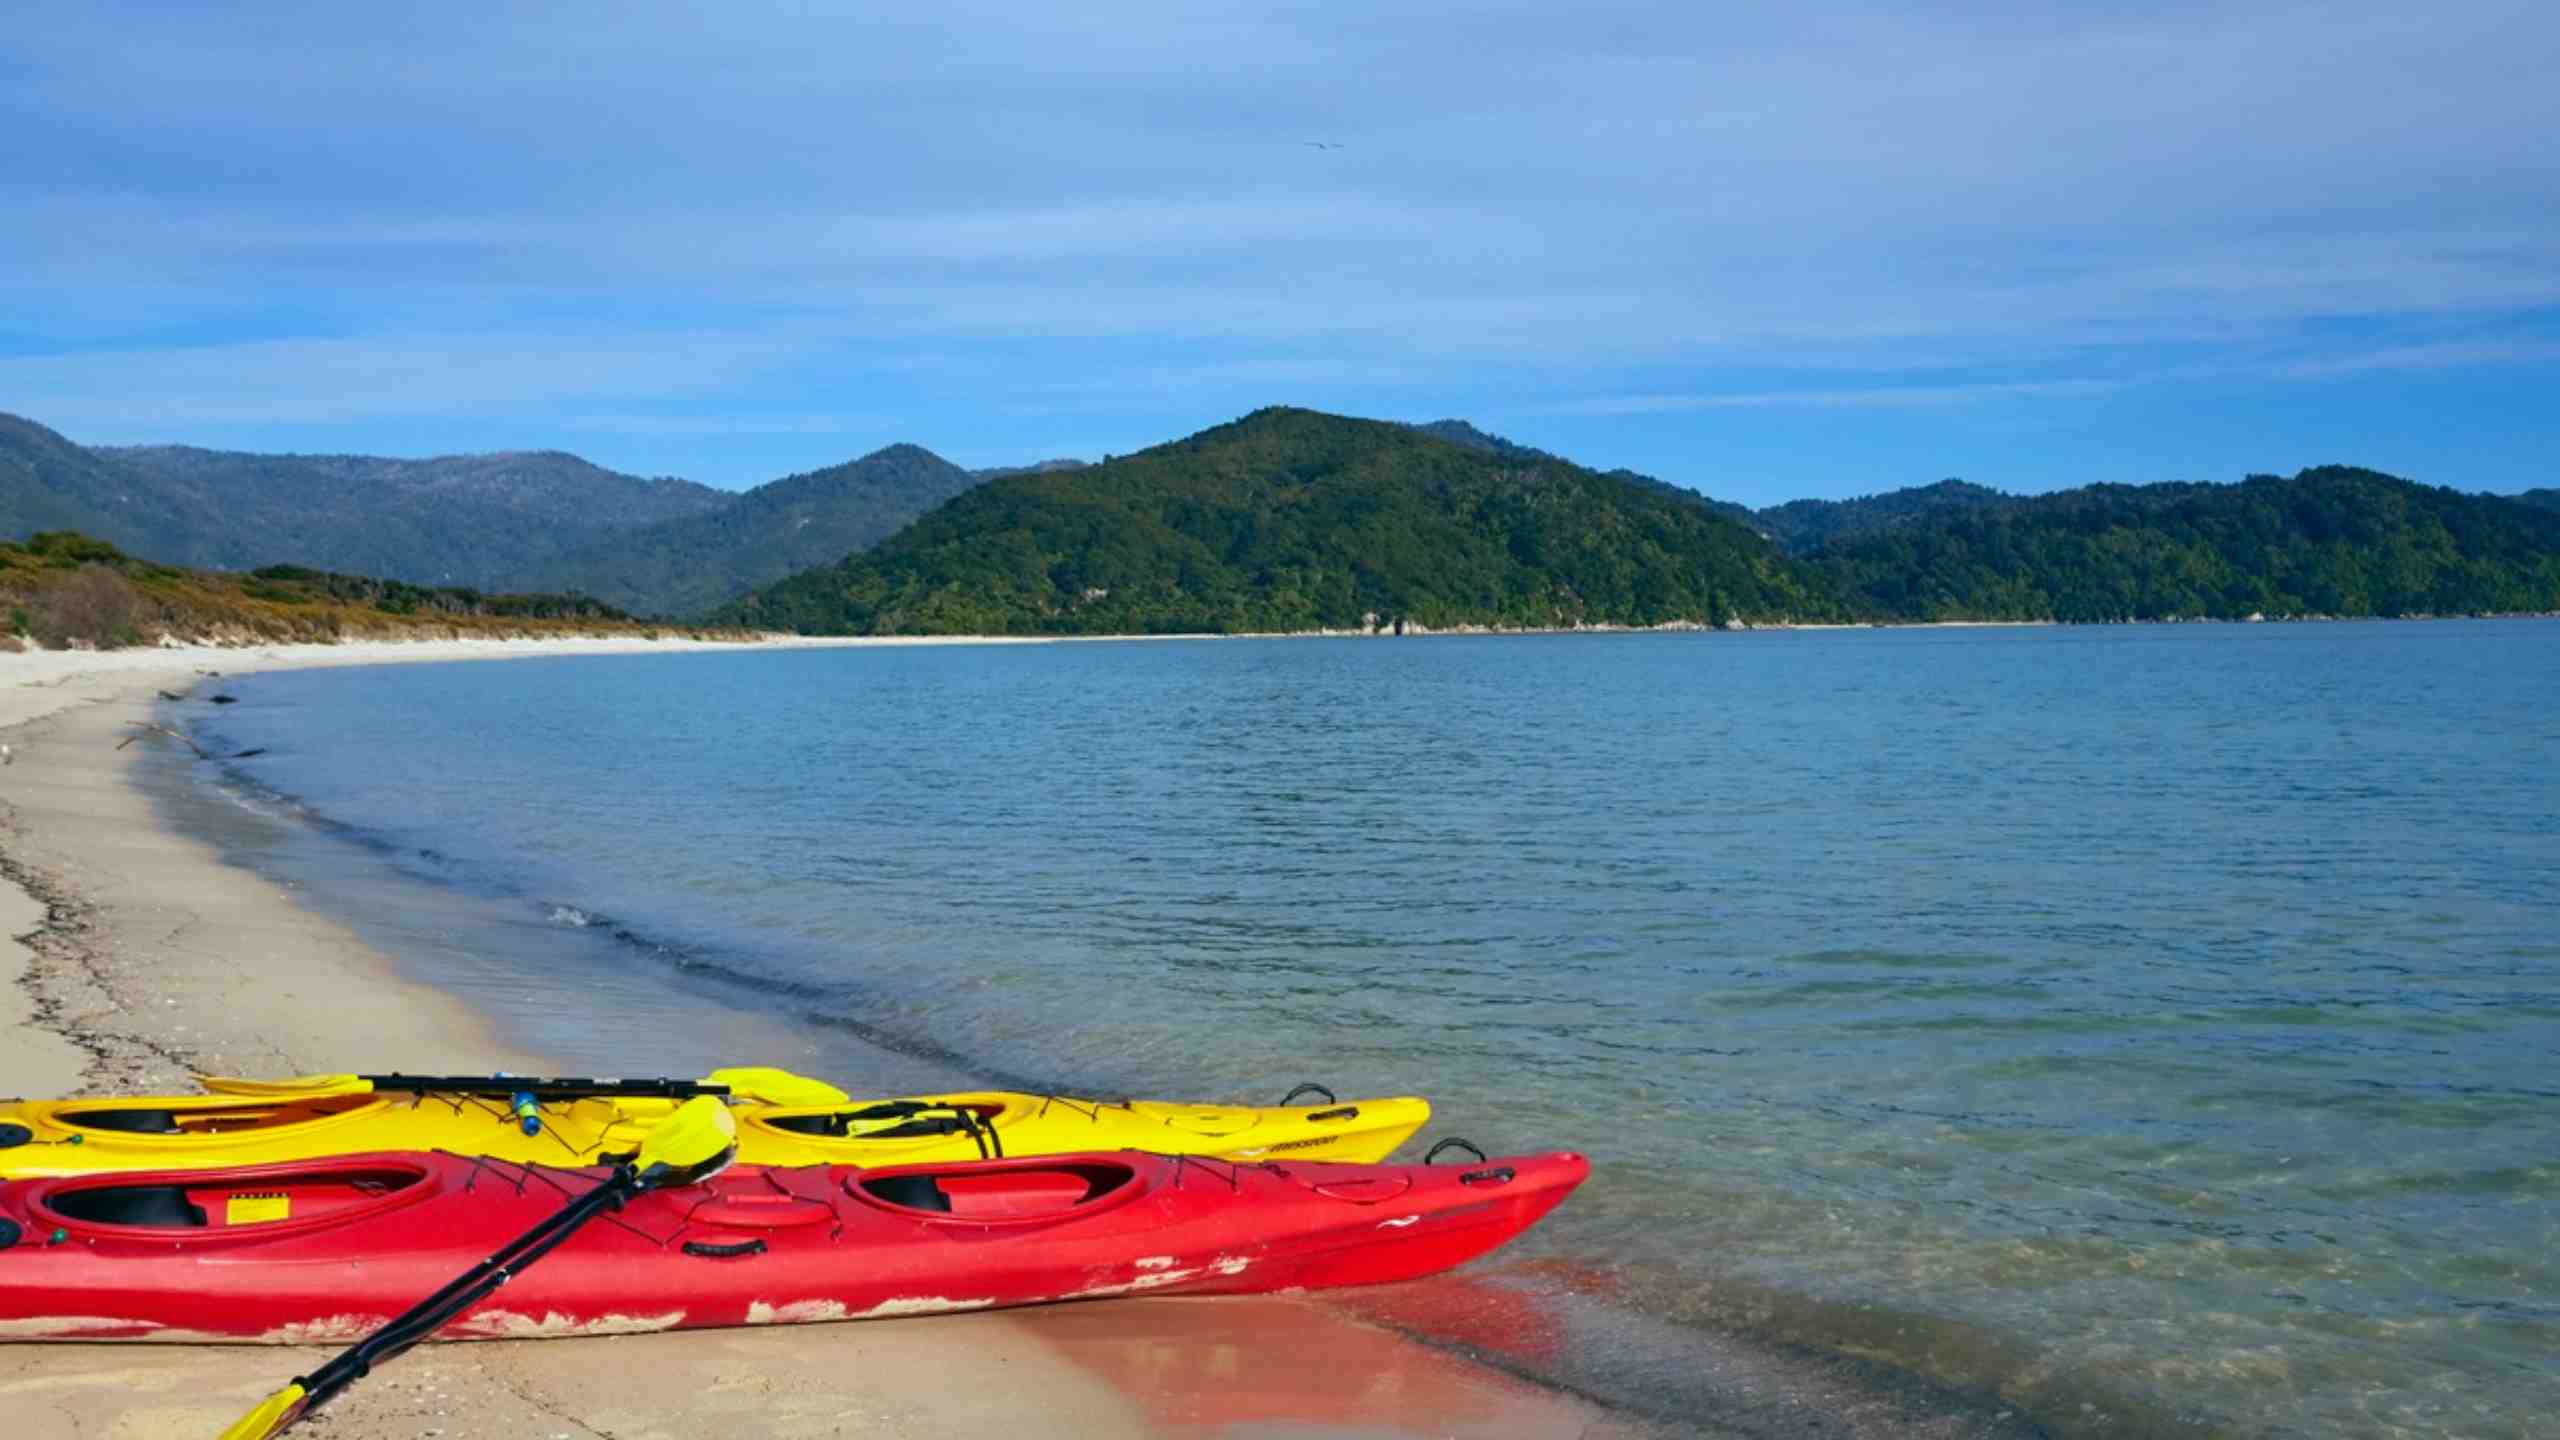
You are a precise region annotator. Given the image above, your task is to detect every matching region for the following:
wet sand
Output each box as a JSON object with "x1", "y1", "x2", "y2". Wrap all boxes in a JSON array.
[{"x1": 1, "y1": 640, "x2": 1643, "y2": 1439}]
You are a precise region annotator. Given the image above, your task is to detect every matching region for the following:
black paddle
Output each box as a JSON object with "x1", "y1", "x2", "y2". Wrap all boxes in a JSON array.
[{"x1": 218, "y1": 1095, "x2": 739, "y2": 1440}]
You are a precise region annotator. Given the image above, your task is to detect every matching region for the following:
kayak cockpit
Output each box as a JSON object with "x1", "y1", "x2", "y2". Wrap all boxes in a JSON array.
[
  {"x1": 38, "y1": 1161, "x2": 433, "y2": 1234},
  {"x1": 760, "y1": 1099, "x2": 1010, "y2": 1141},
  {"x1": 49, "y1": 1094, "x2": 383, "y2": 1138},
  {"x1": 853, "y1": 1160, "x2": 1136, "y2": 1221}
]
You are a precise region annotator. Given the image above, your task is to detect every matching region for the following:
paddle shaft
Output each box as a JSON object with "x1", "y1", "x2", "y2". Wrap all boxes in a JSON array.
[
  {"x1": 285, "y1": 1165, "x2": 640, "y2": 1422},
  {"x1": 359, "y1": 1074, "x2": 732, "y2": 1101}
]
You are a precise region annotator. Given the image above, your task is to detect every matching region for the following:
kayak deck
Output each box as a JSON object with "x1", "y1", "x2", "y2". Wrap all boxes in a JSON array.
[{"x1": 0, "y1": 1086, "x2": 1431, "y2": 1177}]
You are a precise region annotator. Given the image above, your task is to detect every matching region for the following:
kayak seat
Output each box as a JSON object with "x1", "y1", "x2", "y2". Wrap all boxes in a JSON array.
[
  {"x1": 863, "y1": 1174, "x2": 952, "y2": 1213},
  {"x1": 857, "y1": 1163, "x2": 1133, "y2": 1220},
  {"x1": 62, "y1": 1109, "x2": 185, "y2": 1135},
  {"x1": 49, "y1": 1184, "x2": 210, "y2": 1228}
]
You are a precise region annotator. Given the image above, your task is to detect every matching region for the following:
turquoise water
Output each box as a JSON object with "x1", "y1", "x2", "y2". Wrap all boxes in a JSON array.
[{"x1": 186, "y1": 624, "x2": 2560, "y2": 1437}]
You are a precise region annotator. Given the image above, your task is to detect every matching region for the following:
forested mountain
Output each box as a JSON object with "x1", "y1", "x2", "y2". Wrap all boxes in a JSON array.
[
  {"x1": 1412, "y1": 420, "x2": 2021, "y2": 551},
  {"x1": 4, "y1": 413, "x2": 992, "y2": 615},
  {"x1": 1821, "y1": 466, "x2": 2560, "y2": 621},
  {"x1": 16, "y1": 406, "x2": 2557, "y2": 634},
  {"x1": 92, "y1": 441, "x2": 730, "y2": 588},
  {"x1": 1413, "y1": 419, "x2": 1763, "y2": 528},
  {"x1": 519, "y1": 444, "x2": 988, "y2": 617},
  {"x1": 719, "y1": 407, "x2": 1836, "y2": 634},
  {"x1": 2, "y1": 413, "x2": 235, "y2": 556},
  {"x1": 1757, "y1": 479, "x2": 2013, "y2": 553},
  {"x1": 972, "y1": 458, "x2": 1090, "y2": 481}
]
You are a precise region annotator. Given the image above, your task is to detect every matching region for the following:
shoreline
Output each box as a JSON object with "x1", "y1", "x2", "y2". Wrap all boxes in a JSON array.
[
  {"x1": 2, "y1": 605, "x2": 2544, "y2": 693},
  {"x1": 0, "y1": 636, "x2": 1647, "y2": 1439}
]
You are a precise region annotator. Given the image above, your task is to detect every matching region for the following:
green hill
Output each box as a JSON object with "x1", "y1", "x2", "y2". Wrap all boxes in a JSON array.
[
  {"x1": 519, "y1": 444, "x2": 986, "y2": 617},
  {"x1": 1820, "y1": 466, "x2": 2560, "y2": 621},
  {"x1": 1757, "y1": 479, "x2": 2014, "y2": 553},
  {"x1": 2516, "y1": 488, "x2": 2560, "y2": 514},
  {"x1": 1412, "y1": 419, "x2": 1763, "y2": 529},
  {"x1": 718, "y1": 407, "x2": 1834, "y2": 634}
]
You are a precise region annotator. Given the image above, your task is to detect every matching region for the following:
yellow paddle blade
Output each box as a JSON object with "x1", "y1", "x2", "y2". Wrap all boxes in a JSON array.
[
  {"x1": 698, "y1": 1067, "x2": 849, "y2": 1107},
  {"x1": 196, "y1": 1074, "x2": 372, "y2": 1098},
  {"x1": 635, "y1": 1095, "x2": 738, "y2": 1184},
  {"x1": 217, "y1": 1382, "x2": 308, "y2": 1440}
]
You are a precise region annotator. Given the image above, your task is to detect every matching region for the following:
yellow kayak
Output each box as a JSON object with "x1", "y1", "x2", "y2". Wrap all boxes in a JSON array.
[{"x1": 0, "y1": 1068, "x2": 1430, "y2": 1179}]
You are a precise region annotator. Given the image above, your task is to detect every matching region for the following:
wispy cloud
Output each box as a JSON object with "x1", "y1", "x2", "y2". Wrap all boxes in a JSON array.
[
  {"x1": 2266, "y1": 338, "x2": 2560, "y2": 380},
  {"x1": 1536, "y1": 380, "x2": 2129, "y2": 416},
  {"x1": 4, "y1": 0, "x2": 2558, "y2": 489}
]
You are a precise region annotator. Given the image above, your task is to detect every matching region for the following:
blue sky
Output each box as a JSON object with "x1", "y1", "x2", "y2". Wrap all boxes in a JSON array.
[{"x1": 4, "y1": 0, "x2": 2555, "y2": 503}]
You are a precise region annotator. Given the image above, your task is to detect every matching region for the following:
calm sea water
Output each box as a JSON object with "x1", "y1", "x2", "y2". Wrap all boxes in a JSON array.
[{"x1": 180, "y1": 624, "x2": 2559, "y2": 1438}]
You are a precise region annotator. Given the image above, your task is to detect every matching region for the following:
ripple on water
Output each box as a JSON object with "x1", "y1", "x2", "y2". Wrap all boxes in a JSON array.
[{"x1": 185, "y1": 624, "x2": 2560, "y2": 1439}]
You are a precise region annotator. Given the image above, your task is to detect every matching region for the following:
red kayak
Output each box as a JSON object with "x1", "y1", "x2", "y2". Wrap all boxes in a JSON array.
[{"x1": 0, "y1": 1148, "x2": 1585, "y2": 1342}]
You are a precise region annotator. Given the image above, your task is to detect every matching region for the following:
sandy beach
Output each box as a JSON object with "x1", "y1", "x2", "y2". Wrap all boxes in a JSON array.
[{"x1": 1, "y1": 637, "x2": 1642, "y2": 1439}]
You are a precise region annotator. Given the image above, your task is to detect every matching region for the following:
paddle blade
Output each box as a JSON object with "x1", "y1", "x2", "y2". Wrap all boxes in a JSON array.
[
  {"x1": 698, "y1": 1066, "x2": 849, "y2": 1107},
  {"x1": 197, "y1": 1074, "x2": 372, "y2": 1098},
  {"x1": 218, "y1": 1382, "x2": 309, "y2": 1440},
  {"x1": 636, "y1": 1095, "x2": 738, "y2": 1187}
]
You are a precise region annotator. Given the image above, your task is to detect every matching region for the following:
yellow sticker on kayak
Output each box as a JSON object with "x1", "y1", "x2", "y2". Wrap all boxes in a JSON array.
[{"x1": 226, "y1": 1192, "x2": 290, "y2": 1225}]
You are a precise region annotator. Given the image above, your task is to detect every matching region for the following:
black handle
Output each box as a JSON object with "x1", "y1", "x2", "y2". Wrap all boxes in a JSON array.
[
  {"x1": 1424, "y1": 1137, "x2": 1488, "y2": 1165},
  {"x1": 1304, "y1": 1106, "x2": 1359, "y2": 1123},
  {"x1": 681, "y1": 1238, "x2": 769, "y2": 1259},
  {"x1": 1459, "y1": 1166, "x2": 1516, "y2": 1187},
  {"x1": 1279, "y1": 1083, "x2": 1337, "y2": 1106}
]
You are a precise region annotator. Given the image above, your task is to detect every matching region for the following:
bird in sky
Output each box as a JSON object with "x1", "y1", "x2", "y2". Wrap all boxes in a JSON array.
[{"x1": 1303, "y1": 141, "x2": 1342, "y2": 150}]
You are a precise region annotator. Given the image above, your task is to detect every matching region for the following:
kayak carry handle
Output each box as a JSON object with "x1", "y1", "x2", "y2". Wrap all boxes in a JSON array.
[
  {"x1": 1423, "y1": 1137, "x2": 1488, "y2": 1165},
  {"x1": 681, "y1": 1238, "x2": 769, "y2": 1259},
  {"x1": 1279, "y1": 1083, "x2": 1337, "y2": 1106},
  {"x1": 1459, "y1": 1167, "x2": 1516, "y2": 1187}
]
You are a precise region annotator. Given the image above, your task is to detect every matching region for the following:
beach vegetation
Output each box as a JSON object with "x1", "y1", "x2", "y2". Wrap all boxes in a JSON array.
[{"x1": 0, "y1": 531, "x2": 760, "y2": 649}]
